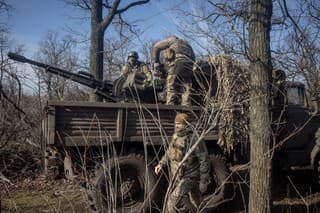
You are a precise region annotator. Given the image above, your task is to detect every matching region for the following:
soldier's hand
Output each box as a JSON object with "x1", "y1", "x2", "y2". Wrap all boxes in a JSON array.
[
  {"x1": 199, "y1": 182, "x2": 208, "y2": 193},
  {"x1": 154, "y1": 164, "x2": 162, "y2": 175}
]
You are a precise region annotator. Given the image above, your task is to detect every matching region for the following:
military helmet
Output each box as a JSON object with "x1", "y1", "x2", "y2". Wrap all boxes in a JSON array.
[{"x1": 128, "y1": 51, "x2": 139, "y2": 59}]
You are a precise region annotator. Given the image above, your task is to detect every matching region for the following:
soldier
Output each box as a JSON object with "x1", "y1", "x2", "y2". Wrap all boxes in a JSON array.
[
  {"x1": 272, "y1": 69, "x2": 286, "y2": 107},
  {"x1": 151, "y1": 36, "x2": 195, "y2": 105},
  {"x1": 154, "y1": 113, "x2": 210, "y2": 212},
  {"x1": 121, "y1": 51, "x2": 152, "y2": 88}
]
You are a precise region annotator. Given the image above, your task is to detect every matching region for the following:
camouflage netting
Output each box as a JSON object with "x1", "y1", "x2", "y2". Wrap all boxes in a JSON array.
[{"x1": 209, "y1": 55, "x2": 250, "y2": 156}]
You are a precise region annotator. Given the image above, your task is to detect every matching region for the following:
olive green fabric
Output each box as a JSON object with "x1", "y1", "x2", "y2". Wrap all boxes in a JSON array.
[
  {"x1": 165, "y1": 178, "x2": 200, "y2": 213},
  {"x1": 159, "y1": 128, "x2": 210, "y2": 212},
  {"x1": 120, "y1": 62, "x2": 152, "y2": 91},
  {"x1": 151, "y1": 36, "x2": 195, "y2": 106},
  {"x1": 151, "y1": 36, "x2": 195, "y2": 64},
  {"x1": 165, "y1": 58, "x2": 193, "y2": 105}
]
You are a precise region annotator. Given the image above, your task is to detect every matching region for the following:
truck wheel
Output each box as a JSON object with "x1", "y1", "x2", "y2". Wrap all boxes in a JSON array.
[
  {"x1": 201, "y1": 154, "x2": 234, "y2": 210},
  {"x1": 87, "y1": 153, "x2": 158, "y2": 212}
]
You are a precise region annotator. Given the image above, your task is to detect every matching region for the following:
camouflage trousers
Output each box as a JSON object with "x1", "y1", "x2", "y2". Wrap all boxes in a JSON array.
[
  {"x1": 165, "y1": 178, "x2": 200, "y2": 213},
  {"x1": 165, "y1": 58, "x2": 193, "y2": 106},
  {"x1": 166, "y1": 74, "x2": 192, "y2": 106}
]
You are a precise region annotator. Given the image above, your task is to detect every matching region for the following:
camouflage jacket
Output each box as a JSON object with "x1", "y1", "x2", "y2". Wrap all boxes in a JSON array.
[
  {"x1": 120, "y1": 62, "x2": 152, "y2": 82},
  {"x1": 159, "y1": 128, "x2": 210, "y2": 184},
  {"x1": 151, "y1": 36, "x2": 195, "y2": 64}
]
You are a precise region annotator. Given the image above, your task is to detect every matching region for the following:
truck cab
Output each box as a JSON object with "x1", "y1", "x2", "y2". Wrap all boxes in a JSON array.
[{"x1": 275, "y1": 81, "x2": 320, "y2": 171}]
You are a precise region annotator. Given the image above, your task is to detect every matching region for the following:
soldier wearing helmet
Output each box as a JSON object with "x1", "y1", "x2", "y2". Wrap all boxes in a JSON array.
[
  {"x1": 151, "y1": 36, "x2": 195, "y2": 106},
  {"x1": 121, "y1": 51, "x2": 152, "y2": 86},
  {"x1": 155, "y1": 113, "x2": 210, "y2": 212}
]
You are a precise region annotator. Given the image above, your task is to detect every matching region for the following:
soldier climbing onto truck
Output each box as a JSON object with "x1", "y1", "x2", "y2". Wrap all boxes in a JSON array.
[
  {"x1": 151, "y1": 36, "x2": 195, "y2": 106},
  {"x1": 154, "y1": 113, "x2": 210, "y2": 212}
]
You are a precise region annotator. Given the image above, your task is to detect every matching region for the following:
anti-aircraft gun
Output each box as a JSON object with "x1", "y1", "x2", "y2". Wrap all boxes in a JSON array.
[
  {"x1": 8, "y1": 52, "x2": 320, "y2": 212},
  {"x1": 8, "y1": 52, "x2": 161, "y2": 103}
]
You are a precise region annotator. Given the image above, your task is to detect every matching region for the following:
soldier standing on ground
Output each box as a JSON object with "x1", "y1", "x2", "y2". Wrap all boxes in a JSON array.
[
  {"x1": 154, "y1": 113, "x2": 210, "y2": 212},
  {"x1": 121, "y1": 51, "x2": 152, "y2": 88},
  {"x1": 151, "y1": 36, "x2": 195, "y2": 105}
]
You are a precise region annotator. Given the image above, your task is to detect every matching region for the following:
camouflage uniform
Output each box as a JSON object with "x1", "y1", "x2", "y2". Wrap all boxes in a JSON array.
[
  {"x1": 120, "y1": 51, "x2": 152, "y2": 90},
  {"x1": 159, "y1": 128, "x2": 210, "y2": 212},
  {"x1": 121, "y1": 61, "x2": 152, "y2": 83},
  {"x1": 152, "y1": 36, "x2": 195, "y2": 106}
]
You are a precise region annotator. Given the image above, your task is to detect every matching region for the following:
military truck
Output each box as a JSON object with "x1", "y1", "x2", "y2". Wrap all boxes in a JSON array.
[{"x1": 8, "y1": 53, "x2": 320, "y2": 212}]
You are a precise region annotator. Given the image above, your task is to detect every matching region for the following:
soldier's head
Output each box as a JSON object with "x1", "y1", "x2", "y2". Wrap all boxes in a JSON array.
[
  {"x1": 174, "y1": 113, "x2": 189, "y2": 133},
  {"x1": 127, "y1": 51, "x2": 139, "y2": 66},
  {"x1": 272, "y1": 69, "x2": 286, "y2": 83}
]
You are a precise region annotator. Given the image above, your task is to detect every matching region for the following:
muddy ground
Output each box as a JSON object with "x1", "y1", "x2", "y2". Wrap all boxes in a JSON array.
[{"x1": 1, "y1": 147, "x2": 320, "y2": 213}]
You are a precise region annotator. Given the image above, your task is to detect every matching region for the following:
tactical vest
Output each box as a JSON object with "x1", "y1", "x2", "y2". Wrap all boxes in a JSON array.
[
  {"x1": 170, "y1": 133, "x2": 199, "y2": 179},
  {"x1": 170, "y1": 39, "x2": 195, "y2": 60}
]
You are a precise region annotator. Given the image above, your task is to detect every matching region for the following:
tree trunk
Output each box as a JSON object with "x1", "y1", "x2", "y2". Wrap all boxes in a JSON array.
[
  {"x1": 248, "y1": 0, "x2": 273, "y2": 213},
  {"x1": 89, "y1": 0, "x2": 103, "y2": 102}
]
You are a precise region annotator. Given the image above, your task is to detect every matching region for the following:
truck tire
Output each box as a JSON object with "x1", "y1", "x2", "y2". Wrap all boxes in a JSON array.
[
  {"x1": 201, "y1": 154, "x2": 234, "y2": 211},
  {"x1": 87, "y1": 153, "x2": 158, "y2": 213}
]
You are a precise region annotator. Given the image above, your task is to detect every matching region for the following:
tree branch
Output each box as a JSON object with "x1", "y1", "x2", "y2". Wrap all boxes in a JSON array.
[
  {"x1": 100, "y1": 0, "x2": 121, "y2": 31},
  {"x1": 116, "y1": 0, "x2": 150, "y2": 14}
]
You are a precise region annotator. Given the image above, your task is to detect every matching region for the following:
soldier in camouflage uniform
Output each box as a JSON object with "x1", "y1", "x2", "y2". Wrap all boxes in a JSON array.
[
  {"x1": 121, "y1": 51, "x2": 152, "y2": 88},
  {"x1": 151, "y1": 36, "x2": 195, "y2": 106},
  {"x1": 155, "y1": 113, "x2": 210, "y2": 212}
]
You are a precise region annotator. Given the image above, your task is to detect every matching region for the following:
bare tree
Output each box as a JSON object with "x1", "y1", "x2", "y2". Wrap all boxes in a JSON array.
[
  {"x1": 164, "y1": 1, "x2": 274, "y2": 211},
  {"x1": 271, "y1": 0, "x2": 320, "y2": 107},
  {"x1": 248, "y1": 0, "x2": 273, "y2": 212},
  {"x1": 0, "y1": 0, "x2": 11, "y2": 15},
  {"x1": 65, "y1": 0, "x2": 150, "y2": 101},
  {"x1": 103, "y1": 38, "x2": 127, "y2": 81},
  {"x1": 0, "y1": 0, "x2": 28, "y2": 149},
  {"x1": 35, "y1": 31, "x2": 81, "y2": 101}
]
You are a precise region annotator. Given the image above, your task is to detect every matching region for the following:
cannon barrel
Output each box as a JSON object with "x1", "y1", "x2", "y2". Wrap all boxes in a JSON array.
[{"x1": 8, "y1": 52, "x2": 116, "y2": 102}]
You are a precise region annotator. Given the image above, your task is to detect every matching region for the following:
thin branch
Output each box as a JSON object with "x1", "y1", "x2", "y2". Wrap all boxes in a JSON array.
[{"x1": 116, "y1": 0, "x2": 150, "y2": 14}]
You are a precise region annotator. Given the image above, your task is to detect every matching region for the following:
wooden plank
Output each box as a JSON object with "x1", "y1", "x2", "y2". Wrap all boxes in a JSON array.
[{"x1": 47, "y1": 101, "x2": 218, "y2": 147}]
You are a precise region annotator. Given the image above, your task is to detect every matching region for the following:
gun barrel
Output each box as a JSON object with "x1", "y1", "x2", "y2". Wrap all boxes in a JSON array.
[
  {"x1": 8, "y1": 52, "x2": 51, "y2": 68},
  {"x1": 8, "y1": 52, "x2": 115, "y2": 102},
  {"x1": 8, "y1": 52, "x2": 28, "y2": 63}
]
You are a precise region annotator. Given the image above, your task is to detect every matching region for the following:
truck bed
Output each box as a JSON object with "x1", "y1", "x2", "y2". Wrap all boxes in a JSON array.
[{"x1": 42, "y1": 101, "x2": 218, "y2": 147}]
